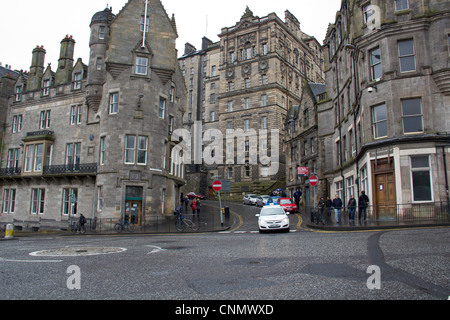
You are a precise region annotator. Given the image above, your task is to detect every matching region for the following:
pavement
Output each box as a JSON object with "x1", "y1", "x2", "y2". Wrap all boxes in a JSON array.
[{"x1": 2, "y1": 201, "x2": 449, "y2": 240}]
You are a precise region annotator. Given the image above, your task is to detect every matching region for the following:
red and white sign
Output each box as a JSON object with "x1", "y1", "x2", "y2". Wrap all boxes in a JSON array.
[
  {"x1": 297, "y1": 167, "x2": 309, "y2": 176},
  {"x1": 309, "y1": 175, "x2": 318, "y2": 187},
  {"x1": 212, "y1": 180, "x2": 222, "y2": 192}
]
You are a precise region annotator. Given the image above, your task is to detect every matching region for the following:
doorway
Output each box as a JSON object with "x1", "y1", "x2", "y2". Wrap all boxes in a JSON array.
[
  {"x1": 125, "y1": 186, "x2": 143, "y2": 225},
  {"x1": 372, "y1": 158, "x2": 396, "y2": 220},
  {"x1": 125, "y1": 200, "x2": 141, "y2": 225}
]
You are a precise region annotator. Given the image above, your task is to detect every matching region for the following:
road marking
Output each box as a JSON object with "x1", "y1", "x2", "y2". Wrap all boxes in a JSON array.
[
  {"x1": 0, "y1": 257, "x2": 63, "y2": 263},
  {"x1": 145, "y1": 245, "x2": 167, "y2": 254}
]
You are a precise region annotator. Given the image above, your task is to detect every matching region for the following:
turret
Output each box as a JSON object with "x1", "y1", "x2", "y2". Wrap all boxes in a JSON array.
[
  {"x1": 26, "y1": 46, "x2": 46, "y2": 91},
  {"x1": 55, "y1": 35, "x2": 75, "y2": 85},
  {"x1": 86, "y1": 7, "x2": 114, "y2": 112}
]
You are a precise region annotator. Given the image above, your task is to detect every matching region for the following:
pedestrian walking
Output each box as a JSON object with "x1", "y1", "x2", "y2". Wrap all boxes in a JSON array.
[
  {"x1": 78, "y1": 213, "x2": 87, "y2": 234},
  {"x1": 358, "y1": 190, "x2": 370, "y2": 221},
  {"x1": 191, "y1": 198, "x2": 197, "y2": 215},
  {"x1": 332, "y1": 194, "x2": 343, "y2": 225},
  {"x1": 347, "y1": 195, "x2": 357, "y2": 223},
  {"x1": 184, "y1": 196, "x2": 189, "y2": 210},
  {"x1": 325, "y1": 196, "x2": 333, "y2": 222},
  {"x1": 318, "y1": 197, "x2": 325, "y2": 222},
  {"x1": 195, "y1": 198, "x2": 201, "y2": 215}
]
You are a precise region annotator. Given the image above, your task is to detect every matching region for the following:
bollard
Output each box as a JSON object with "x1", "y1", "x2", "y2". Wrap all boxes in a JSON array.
[{"x1": 4, "y1": 224, "x2": 14, "y2": 239}]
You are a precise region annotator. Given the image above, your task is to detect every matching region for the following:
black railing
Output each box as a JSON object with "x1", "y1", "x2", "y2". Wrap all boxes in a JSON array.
[
  {"x1": 0, "y1": 167, "x2": 22, "y2": 176},
  {"x1": 43, "y1": 163, "x2": 98, "y2": 175},
  {"x1": 307, "y1": 201, "x2": 450, "y2": 225}
]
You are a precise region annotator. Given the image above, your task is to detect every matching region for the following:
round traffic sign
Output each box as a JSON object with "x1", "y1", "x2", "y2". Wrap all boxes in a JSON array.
[
  {"x1": 309, "y1": 175, "x2": 318, "y2": 187},
  {"x1": 212, "y1": 180, "x2": 222, "y2": 191}
]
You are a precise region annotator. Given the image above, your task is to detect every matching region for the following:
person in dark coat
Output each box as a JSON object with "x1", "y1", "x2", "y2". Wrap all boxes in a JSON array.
[
  {"x1": 332, "y1": 195, "x2": 343, "y2": 225},
  {"x1": 347, "y1": 195, "x2": 357, "y2": 223},
  {"x1": 358, "y1": 191, "x2": 370, "y2": 221}
]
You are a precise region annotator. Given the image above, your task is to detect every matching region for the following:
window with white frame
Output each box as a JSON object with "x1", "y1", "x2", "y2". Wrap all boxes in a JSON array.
[
  {"x1": 73, "y1": 72, "x2": 82, "y2": 90},
  {"x1": 24, "y1": 143, "x2": 44, "y2": 173},
  {"x1": 398, "y1": 39, "x2": 416, "y2": 72},
  {"x1": 2, "y1": 188, "x2": 16, "y2": 214},
  {"x1": 65, "y1": 143, "x2": 81, "y2": 169},
  {"x1": 370, "y1": 47, "x2": 382, "y2": 81},
  {"x1": 39, "y1": 110, "x2": 51, "y2": 129},
  {"x1": 360, "y1": 165, "x2": 369, "y2": 194},
  {"x1": 7, "y1": 148, "x2": 20, "y2": 171},
  {"x1": 140, "y1": 15, "x2": 149, "y2": 32},
  {"x1": 99, "y1": 26, "x2": 106, "y2": 39},
  {"x1": 31, "y1": 188, "x2": 45, "y2": 215},
  {"x1": 158, "y1": 97, "x2": 166, "y2": 119},
  {"x1": 15, "y1": 85, "x2": 23, "y2": 102},
  {"x1": 372, "y1": 103, "x2": 387, "y2": 138},
  {"x1": 42, "y1": 79, "x2": 51, "y2": 96},
  {"x1": 70, "y1": 105, "x2": 83, "y2": 125},
  {"x1": 335, "y1": 180, "x2": 343, "y2": 199},
  {"x1": 363, "y1": 3, "x2": 374, "y2": 24},
  {"x1": 109, "y1": 92, "x2": 119, "y2": 114},
  {"x1": 346, "y1": 176, "x2": 355, "y2": 200},
  {"x1": 135, "y1": 56, "x2": 149, "y2": 75},
  {"x1": 410, "y1": 155, "x2": 432, "y2": 202},
  {"x1": 97, "y1": 186, "x2": 103, "y2": 211},
  {"x1": 401, "y1": 98, "x2": 423, "y2": 133},
  {"x1": 12, "y1": 115, "x2": 22, "y2": 133},
  {"x1": 99, "y1": 136, "x2": 106, "y2": 165},
  {"x1": 125, "y1": 135, "x2": 148, "y2": 165},
  {"x1": 62, "y1": 188, "x2": 78, "y2": 216}
]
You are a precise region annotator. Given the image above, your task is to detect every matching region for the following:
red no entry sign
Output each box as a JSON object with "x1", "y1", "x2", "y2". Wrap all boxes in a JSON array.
[
  {"x1": 212, "y1": 180, "x2": 222, "y2": 191},
  {"x1": 309, "y1": 175, "x2": 318, "y2": 187}
]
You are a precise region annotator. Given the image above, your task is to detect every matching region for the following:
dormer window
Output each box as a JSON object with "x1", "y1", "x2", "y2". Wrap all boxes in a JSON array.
[
  {"x1": 73, "y1": 72, "x2": 82, "y2": 90},
  {"x1": 42, "y1": 79, "x2": 51, "y2": 96},
  {"x1": 135, "y1": 56, "x2": 149, "y2": 75},
  {"x1": 14, "y1": 85, "x2": 23, "y2": 102}
]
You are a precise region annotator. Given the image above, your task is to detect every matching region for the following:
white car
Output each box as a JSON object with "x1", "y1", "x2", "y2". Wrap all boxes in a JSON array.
[
  {"x1": 243, "y1": 194, "x2": 258, "y2": 205},
  {"x1": 256, "y1": 204, "x2": 290, "y2": 233}
]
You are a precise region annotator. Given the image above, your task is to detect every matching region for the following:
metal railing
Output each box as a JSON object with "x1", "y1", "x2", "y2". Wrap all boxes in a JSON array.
[{"x1": 306, "y1": 201, "x2": 450, "y2": 225}]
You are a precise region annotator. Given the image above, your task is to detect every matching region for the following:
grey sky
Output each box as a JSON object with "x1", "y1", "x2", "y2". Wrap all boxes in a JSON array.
[{"x1": 0, "y1": 0, "x2": 340, "y2": 72}]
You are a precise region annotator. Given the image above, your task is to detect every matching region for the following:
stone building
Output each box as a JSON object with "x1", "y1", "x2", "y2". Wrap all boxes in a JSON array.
[
  {"x1": 0, "y1": 0, "x2": 187, "y2": 230},
  {"x1": 319, "y1": 0, "x2": 449, "y2": 217},
  {"x1": 285, "y1": 82, "x2": 326, "y2": 210},
  {"x1": 179, "y1": 7, "x2": 324, "y2": 197}
]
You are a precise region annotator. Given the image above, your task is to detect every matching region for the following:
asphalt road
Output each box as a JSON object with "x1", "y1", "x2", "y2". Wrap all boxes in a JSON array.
[{"x1": 0, "y1": 202, "x2": 449, "y2": 302}]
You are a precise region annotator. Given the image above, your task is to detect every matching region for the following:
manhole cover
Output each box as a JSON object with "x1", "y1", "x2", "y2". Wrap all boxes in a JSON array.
[{"x1": 29, "y1": 247, "x2": 127, "y2": 257}]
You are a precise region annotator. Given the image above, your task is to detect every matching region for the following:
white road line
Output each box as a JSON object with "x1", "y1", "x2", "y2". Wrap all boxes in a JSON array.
[{"x1": 0, "y1": 257, "x2": 63, "y2": 263}]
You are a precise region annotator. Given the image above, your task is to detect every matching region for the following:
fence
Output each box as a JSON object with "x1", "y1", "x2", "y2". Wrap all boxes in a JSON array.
[
  {"x1": 2, "y1": 204, "x2": 231, "y2": 234},
  {"x1": 306, "y1": 201, "x2": 450, "y2": 225}
]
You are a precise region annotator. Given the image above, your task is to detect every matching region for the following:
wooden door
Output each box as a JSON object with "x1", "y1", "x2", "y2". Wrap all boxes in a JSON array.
[{"x1": 374, "y1": 172, "x2": 396, "y2": 220}]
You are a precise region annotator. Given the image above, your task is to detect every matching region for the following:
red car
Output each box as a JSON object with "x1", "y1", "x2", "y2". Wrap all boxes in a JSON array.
[
  {"x1": 186, "y1": 192, "x2": 205, "y2": 200},
  {"x1": 278, "y1": 198, "x2": 298, "y2": 213}
]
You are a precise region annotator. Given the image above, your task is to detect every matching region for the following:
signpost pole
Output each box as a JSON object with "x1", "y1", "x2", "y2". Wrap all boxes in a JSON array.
[{"x1": 218, "y1": 191, "x2": 223, "y2": 227}]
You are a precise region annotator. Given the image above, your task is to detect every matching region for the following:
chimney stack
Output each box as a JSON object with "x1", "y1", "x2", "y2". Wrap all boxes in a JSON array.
[
  {"x1": 55, "y1": 35, "x2": 76, "y2": 85},
  {"x1": 26, "y1": 45, "x2": 46, "y2": 91}
]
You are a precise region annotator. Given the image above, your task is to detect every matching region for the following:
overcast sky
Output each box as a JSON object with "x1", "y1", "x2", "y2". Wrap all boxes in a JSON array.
[{"x1": 0, "y1": 0, "x2": 340, "y2": 72}]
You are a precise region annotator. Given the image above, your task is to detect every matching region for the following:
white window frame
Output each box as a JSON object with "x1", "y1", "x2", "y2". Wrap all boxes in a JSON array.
[
  {"x1": 31, "y1": 188, "x2": 45, "y2": 215},
  {"x1": 135, "y1": 56, "x2": 149, "y2": 75},
  {"x1": 2, "y1": 188, "x2": 16, "y2": 214},
  {"x1": 410, "y1": 155, "x2": 433, "y2": 203},
  {"x1": 109, "y1": 92, "x2": 119, "y2": 114}
]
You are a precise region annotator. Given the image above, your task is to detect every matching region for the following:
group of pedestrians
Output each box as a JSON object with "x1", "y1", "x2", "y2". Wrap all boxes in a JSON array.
[
  {"x1": 317, "y1": 191, "x2": 370, "y2": 225},
  {"x1": 181, "y1": 196, "x2": 201, "y2": 216}
]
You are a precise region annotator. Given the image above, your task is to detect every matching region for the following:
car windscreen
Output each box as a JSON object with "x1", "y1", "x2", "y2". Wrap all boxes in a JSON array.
[
  {"x1": 279, "y1": 199, "x2": 292, "y2": 204},
  {"x1": 260, "y1": 208, "x2": 285, "y2": 216}
]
